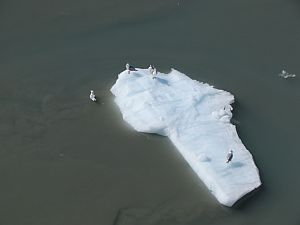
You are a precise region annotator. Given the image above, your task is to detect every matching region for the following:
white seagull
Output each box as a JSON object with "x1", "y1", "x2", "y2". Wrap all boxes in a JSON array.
[
  {"x1": 226, "y1": 150, "x2": 233, "y2": 163},
  {"x1": 90, "y1": 90, "x2": 97, "y2": 102}
]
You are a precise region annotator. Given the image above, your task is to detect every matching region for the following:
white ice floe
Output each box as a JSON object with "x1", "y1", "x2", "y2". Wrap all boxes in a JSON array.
[{"x1": 111, "y1": 67, "x2": 261, "y2": 207}]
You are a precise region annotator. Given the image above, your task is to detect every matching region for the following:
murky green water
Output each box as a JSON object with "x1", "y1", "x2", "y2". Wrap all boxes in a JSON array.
[{"x1": 0, "y1": 0, "x2": 300, "y2": 224}]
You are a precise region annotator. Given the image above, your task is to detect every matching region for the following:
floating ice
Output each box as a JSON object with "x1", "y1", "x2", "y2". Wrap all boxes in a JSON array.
[
  {"x1": 111, "y1": 68, "x2": 261, "y2": 207},
  {"x1": 278, "y1": 70, "x2": 296, "y2": 79}
]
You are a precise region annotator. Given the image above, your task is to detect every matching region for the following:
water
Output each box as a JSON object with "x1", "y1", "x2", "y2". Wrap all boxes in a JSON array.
[{"x1": 0, "y1": 0, "x2": 300, "y2": 224}]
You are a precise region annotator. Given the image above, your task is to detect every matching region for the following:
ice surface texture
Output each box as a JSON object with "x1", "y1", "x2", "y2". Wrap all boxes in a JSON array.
[{"x1": 111, "y1": 68, "x2": 261, "y2": 207}]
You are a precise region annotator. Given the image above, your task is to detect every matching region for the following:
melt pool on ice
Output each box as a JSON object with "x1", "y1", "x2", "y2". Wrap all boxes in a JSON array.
[{"x1": 110, "y1": 67, "x2": 261, "y2": 207}]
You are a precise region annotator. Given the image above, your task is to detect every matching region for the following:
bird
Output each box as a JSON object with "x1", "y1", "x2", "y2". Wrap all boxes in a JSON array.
[
  {"x1": 126, "y1": 63, "x2": 130, "y2": 73},
  {"x1": 90, "y1": 90, "x2": 97, "y2": 102},
  {"x1": 226, "y1": 150, "x2": 233, "y2": 163},
  {"x1": 153, "y1": 67, "x2": 158, "y2": 75},
  {"x1": 148, "y1": 65, "x2": 154, "y2": 74},
  {"x1": 125, "y1": 63, "x2": 137, "y2": 74},
  {"x1": 151, "y1": 67, "x2": 158, "y2": 79}
]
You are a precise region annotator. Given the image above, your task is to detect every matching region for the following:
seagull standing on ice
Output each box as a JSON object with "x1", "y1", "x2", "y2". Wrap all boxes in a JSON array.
[
  {"x1": 125, "y1": 63, "x2": 137, "y2": 74},
  {"x1": 126, "y1": 63, "x2": 130, "y2": 74},
  {"x1": 153, "y1": 68, "x2": 157, "y2": 75},
  {"x1": 90, "y1": 90, "x2": 97, "y2": 102},
  {"x1": 226, "y1": 150, "x2": 233, "y2": 163},
  {"x1": 148, "y1": 65, "x2": 154, "y2": 74},
  {"x1": 152, "y1": 67, "x2": 158, "y2": 79}
]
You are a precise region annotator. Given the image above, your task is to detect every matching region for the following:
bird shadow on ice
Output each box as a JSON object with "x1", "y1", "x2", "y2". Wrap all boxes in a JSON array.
[
  {"x1": 228, "y1": 161, "x2": 244, "y2": 168},
  {"x1": 219, "y1": 162, "x2": 245, "y2": 177},
  {"x1": 155, "y1": 77, "x2": 169, "y2": 85},
  {"x1": 132, "y1": 72, "x2": 143, "y2": 77}
]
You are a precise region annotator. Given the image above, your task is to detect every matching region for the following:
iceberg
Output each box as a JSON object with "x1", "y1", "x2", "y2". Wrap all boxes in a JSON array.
[{"x1": 111, "y1": 67, "x2": 261, "y2": 207}]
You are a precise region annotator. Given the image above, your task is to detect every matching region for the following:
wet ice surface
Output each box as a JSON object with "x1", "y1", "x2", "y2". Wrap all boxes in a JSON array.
[{"x1": 111, "y1": 68, "x2": 261, "y2": 207}]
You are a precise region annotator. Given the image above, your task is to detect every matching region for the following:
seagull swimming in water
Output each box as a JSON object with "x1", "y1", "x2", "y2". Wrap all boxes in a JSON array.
[
  {"x1": 90, "y1": 90, "x2": 97, "y2": 102},
  {"x1": 226, "y1": 150, "x2": 233, "y2": 163}
]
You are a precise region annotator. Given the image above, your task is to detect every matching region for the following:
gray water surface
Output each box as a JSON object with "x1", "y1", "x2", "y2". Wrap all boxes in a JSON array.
[{"x1": 0, "y1": 0, "x2": 300, "y2": 224}]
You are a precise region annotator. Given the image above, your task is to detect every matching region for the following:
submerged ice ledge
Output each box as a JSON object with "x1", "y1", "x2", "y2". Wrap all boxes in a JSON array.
[{"x1": 111, "y1": 67, "x2": 261, "y2": 207}]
